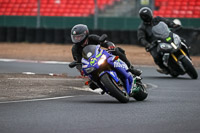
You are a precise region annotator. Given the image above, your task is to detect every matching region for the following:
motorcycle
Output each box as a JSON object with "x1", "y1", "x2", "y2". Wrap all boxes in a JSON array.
[
  {"x1": 69, "y1": 44, "x2": 148, "y2": 103},
  {"x1": 149, "y1": 22, "x2": 198, "y2": 79}
]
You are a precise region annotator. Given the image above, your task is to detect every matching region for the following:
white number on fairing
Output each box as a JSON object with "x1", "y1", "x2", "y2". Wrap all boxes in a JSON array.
[{"x1": 114, "y1": 62, "x2": 128, "y2": 69}]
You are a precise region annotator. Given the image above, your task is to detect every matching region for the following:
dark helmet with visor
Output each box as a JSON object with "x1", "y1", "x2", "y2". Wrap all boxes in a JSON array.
[
  {"x1": 71, "y1": 24, "x2": 89, "y2": 44},
  {"x1": 139, "y1": 7, "x2": 153, "y2": 23}
]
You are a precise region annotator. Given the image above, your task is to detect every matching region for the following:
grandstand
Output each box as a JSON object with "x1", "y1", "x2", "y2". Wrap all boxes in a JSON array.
[
  {"x1": 154, "y1": 0, "x2": 200, "y2": 18},
  {"x1": 0, "y1": 0, "x2": 200, "y2": 18},
  {"x1": 0, "y1": 0, "x2": 118, "y2": 16}
]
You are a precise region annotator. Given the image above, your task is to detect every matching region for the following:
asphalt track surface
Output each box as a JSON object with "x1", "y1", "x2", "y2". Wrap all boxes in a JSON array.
[{"x1": 0, "y1": 60, "x2": 200, "y2": 133}]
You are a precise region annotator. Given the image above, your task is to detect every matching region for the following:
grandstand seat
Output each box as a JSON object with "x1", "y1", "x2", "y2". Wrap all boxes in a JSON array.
[
  {"x1": 154, "y1": 0, "x2": 200, "y2": 18},
  {"x1": 188, "y1": 6, "x2": 194, "y2": 11},
  {"x1": 0, "y1": 0, "x2": 119, "y2": 17}
]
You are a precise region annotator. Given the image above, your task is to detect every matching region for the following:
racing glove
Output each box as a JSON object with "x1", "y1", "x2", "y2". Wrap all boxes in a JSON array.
[
  {"x1": 108, "y1": 45, "x2": 116, "y2": 50},
  {"x1": 80, "y1": 70, "x2": 84, "y2": 76},
  {"x1": 145, "y1": 43, "x2": 151, "y2": 52},
  {"x1": 173, "y1": 24, "x2": 181, "y2": 28},
  {"x1": 172, "y1": 24, "x2": 182, "y2": 32}
]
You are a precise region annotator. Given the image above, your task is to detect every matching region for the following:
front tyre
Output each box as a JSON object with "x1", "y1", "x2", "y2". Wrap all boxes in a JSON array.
[
  {"x1": 100, "y1": 73, "x2": 129, "y2": 103},
  {"x1": 181, "y1": 56, "x2": 198, "y2": 79}
]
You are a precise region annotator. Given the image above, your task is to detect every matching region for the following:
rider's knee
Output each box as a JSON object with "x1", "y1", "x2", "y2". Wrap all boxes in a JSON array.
[{"x1": 115, "y1": 47, "x2": 125, "y2": 54}]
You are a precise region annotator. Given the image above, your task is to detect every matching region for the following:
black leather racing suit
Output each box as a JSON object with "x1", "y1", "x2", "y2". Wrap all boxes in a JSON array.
[
  {"x1": 71, "y1": 34, "x2": 134, "y2": 90},
  {"x1": 137, "y1": 16, "x2": 178, "y2": 70}
]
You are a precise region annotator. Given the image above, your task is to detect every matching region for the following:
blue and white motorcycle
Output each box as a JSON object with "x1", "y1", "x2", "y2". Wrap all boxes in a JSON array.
[{"x1": 69, "y1": 45, "x2": 148, "y2": 103}]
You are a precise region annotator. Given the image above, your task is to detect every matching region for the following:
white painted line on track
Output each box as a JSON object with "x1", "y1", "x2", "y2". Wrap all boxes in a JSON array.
[
  {"x1": 7, "y1": 78, "x2": 84, "y2": 81},
  {"x1": 0, "y1": 87, "x2": 100, "y2": 104},
  {"x1": 146, "y1": 83, "x2": 158, "y2": 90},
  {"x1": 74, "y1": 87, "x2": 103, "y2": 94},
  {"x1": 22, "y1": 72, "x2": 36, "y2": 75},
  {"x1": 0, "y1": 96, "x2": 75, "y2": 104},
  {"x1": 0, "y1": 83, "x2": 158, "y2": 104},
  {"x1": 1, "y1": 58, "x2": 199, "y2": 69},
  {"x1": 147, "y1": 83, "x2": 158, "y2": 88},
  {"x1": 0, "y1": 58, "x2": 157, "y2": 68},
  {"x1": 0, "y1": 58, "x2": 70, "y2": 65}
]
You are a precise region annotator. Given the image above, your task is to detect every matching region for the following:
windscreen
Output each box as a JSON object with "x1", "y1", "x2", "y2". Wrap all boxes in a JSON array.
[
  {"x1": 152, "y1": 22, "x2": 170, "y2": 39},
  {"x1": 82, "y1": 45, "x2": 97, "y2": 59}
]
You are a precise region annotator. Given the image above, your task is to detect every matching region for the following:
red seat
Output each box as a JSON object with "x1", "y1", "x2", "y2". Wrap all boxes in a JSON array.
[
  {"x1": 185, "y1": 14, "x2": 193, "y2": 18},
  {"x1": 180, "y1": 6, "x2": 188, "y2": 10},
  {"x1": 24, "y1": 12, "x2": 30, "y2": 16},
  {"x1": 171, "y1": 14, "x2": 179, "y2": 18},
  {"x1": 0, "y1": 8, "x2": 6, "y2": 12},
  {"x1": 188, "y1": 6, "x2": 194, "y2": 10},
  {"x1": 17, "y1": 12, "x2": 24, "y2": 16},
  {"x1": 189, "y1": 2, "x2": 196, "y2": 6},
  {"x1": 197, "y1": 1, "x2": 200, "y2": 6},
  {"x1": 15, "y1": 0, "x2": 23, "y2": 4},
  {"x1": 165, "y1": 10, "x2": 172, "y2": 16},
  {"x1": 168, "y1": 1, "x2": 174, "y2": 6},
  {"x1": 192, "y1": 15, "x2": 199, "y2": 18},
  {"x1": 0, "y1": 0, "x2": 112, "y2": 16},
  {"x1": 4, "y1": 12, "x2": 11, "y2": 15},
  {"x1": 194, "y1": 11, "x2": 200, "y2": 15},
  {"x1": 154, "y1": 0, "x2": 200, "y2": 18}
]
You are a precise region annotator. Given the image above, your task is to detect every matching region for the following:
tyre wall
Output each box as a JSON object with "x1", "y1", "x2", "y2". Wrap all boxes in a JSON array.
[{"x1": 0, "y1": 27, "x2": 199, "y2": 56}]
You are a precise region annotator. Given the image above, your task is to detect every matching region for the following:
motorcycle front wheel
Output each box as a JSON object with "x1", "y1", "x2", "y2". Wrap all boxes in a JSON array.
[
  {"x1": 100, "y1": 73, "x2": 129, "y2": 103},
  {"x1": 181, "y1": 56, "x2": 198, "y2": 79}
]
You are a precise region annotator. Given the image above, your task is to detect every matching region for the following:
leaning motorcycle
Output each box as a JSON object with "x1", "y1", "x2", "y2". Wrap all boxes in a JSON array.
[
  {"x1": 149, "y1": 22, "x2": 198, "y2": 79},
  {"x1": 69, "y1": 45, "x2": 148, "y2": 103}
]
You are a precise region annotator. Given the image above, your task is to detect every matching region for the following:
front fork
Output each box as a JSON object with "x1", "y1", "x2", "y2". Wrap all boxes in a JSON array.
[{"x1": 171, "y1": 48, "x2": 188, "y2": 72}]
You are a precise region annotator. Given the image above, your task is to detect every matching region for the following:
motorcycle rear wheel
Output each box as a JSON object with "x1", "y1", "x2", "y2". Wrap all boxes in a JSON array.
[
  {"x1": 170, "y1": 73, "x2": 179, "y2": 78},
  {"x1": 100, "y1": 73, "x2": 129, "y2": 103},
  {"x1": 181, "y1": 56, "x2": 198, "y2": 79},
  {"x1": 132, "y1": 80, "x2": 148, "y2": 101}
]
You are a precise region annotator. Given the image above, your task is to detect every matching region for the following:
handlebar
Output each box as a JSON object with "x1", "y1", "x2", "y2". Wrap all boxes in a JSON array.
[
  {"x1": 99, "y1": 34, "x2": 108, "y2": 43},
  {"x1": 171, "y1": 26, "x2": 182, "y2": 32},
  {"x1": 69, "y1": 61, "x2": 82, "y2": 68},
  {"x1": 146, "y1": 40, "x2": 158, "y2": 52}
]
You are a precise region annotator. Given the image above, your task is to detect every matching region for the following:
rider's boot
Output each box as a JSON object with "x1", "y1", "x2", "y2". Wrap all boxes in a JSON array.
[
  {"x1": 89, "y1": 81, "x2": 99, "y2": 90},
  {"x1": 156, "y1": 68, "x2": 169, "y2": 74},
  {"x1": 129, "y1": 84, "x2": 139, "y2": 97},
  {"x1": 129, "y1": 76, "x2": 142, "y2": 96},
  {"x1": 89, "y1": 81, "x2": 105, "y2": 95},
  {"x1": 128, "y1": 65, "x2": 142, "y2": 76},
  {"x1": 156, "y1": 63, "x2": 170, "y2": 75}
]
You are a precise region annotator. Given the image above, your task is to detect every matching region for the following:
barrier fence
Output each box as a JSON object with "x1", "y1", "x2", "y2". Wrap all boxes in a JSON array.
[
  {"x1": 0, "y1": 26, "x2": 200, "y2": 56},
  {"x1": 0, "y1": 16, "x2": 200, "y2": 30}
]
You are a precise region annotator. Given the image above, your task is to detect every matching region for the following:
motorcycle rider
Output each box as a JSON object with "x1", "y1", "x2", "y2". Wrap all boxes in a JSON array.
[
  {"x1": 137, "y1": 7, "x2": 181, "y2": 74},
  {"x1": 70, "y1": 24, "x2": 142, "y2": 89}
]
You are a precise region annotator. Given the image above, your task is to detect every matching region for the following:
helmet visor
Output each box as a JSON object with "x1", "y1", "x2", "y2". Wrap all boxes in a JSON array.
[
  {"x1": 141, "y1": 14, "x2": 152, "y2": 22},
  {"x1": 71, "y1": 33, "x2": 86, "y2": 43}
]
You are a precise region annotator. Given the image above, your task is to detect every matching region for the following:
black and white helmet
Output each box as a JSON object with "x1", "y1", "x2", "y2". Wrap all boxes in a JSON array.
[
  {"x1": 139, "y1": 7, "x2": 153, "y2": 23},
  {"x1": 71, "y1": 24, "x2": 89, "y2": 44}
]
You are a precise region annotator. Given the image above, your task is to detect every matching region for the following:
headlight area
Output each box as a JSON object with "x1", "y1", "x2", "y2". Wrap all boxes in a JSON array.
[{"x1": 98, "y1": 54, "x2": 107, "y2": 66}]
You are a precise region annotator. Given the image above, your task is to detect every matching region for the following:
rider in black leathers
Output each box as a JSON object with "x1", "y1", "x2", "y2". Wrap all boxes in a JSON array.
[
  {"x1": 71, "y1": 24, "x2": 142, "y2": 89},
  {"x1": 137, "y1": 7, "x2": 181, "y2": 74}
]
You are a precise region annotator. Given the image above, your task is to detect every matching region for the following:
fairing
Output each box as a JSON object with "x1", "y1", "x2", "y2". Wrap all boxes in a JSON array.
[{"x1": 81, "y1": 45, "x2": 133, "y2": 94}]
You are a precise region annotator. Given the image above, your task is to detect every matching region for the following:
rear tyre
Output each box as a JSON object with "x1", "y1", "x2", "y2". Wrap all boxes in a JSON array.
[
  {"x1": 132, "y1": 80, "x2": 148, "y2": 101},
  {"x1": 181, "y1": 56, "x2": 198, "y2": 79},
  {"x1": 170, "y1": 73, "x2": 179, "y2": 78},
  {"x1": 100, "y1": 73, "x2": 129, "y2": 103}
]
